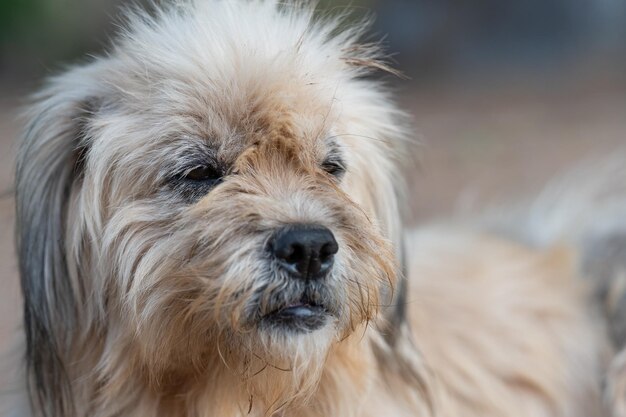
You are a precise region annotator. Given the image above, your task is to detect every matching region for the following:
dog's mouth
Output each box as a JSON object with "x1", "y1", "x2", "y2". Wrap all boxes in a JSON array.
[{"x1": 261, "y1": 296, "x2": 329, "y2": 332}]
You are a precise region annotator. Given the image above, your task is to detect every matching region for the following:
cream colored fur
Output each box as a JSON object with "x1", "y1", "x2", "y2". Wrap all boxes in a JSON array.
[{"x1": 12, "y1": 1, "x2": 623, "y2": 417}]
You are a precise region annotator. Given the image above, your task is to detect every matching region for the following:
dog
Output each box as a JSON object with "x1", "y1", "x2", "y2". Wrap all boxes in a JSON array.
[{"x1": 12, "y1": 1, "x2": 626, "y2": 416}]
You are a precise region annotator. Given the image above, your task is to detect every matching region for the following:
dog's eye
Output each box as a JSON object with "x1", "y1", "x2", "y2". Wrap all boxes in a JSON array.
[
  {"x1": 183, "y1": 165, "x2": 222, "y2": 182},
  {"x1": 169, "y1": 164, "x2": 224, "y2": 202},
  {"x1": 321, "y1": 157, "x2": 346, "y2": 179}
]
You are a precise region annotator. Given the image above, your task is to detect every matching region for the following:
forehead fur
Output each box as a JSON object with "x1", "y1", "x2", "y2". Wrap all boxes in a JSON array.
[
  {"x1": 70, "y1": 0, "x2": 409, "y2": 201},
  {"x1": 108, "y1": 1, "x2": 375, "y2": 108},
  {"x1": 85, "y1": 0, "x2": 403, "y2": 147},
  {"x1": 115, "y1": 0, "x2": 371, "y2": 85}
]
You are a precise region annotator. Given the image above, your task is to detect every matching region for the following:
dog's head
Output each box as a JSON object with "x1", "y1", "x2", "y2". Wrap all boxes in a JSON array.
[{"x1": 16, "y1": 1, "x2": 408, "y2": 414}]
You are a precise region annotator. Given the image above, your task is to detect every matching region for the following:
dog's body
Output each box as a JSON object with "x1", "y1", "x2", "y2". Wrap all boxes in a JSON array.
[{"x1": 12, "y1": 1, "x2": 625, "y2": 416}]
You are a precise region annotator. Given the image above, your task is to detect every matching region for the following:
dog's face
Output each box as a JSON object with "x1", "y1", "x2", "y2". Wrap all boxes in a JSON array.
[
  {"x1": 82, "y1": 57, "x2": 396, "y2": 362},
  {"x1": 17, "y1": 2, "x2": 407, "y2": 406}
]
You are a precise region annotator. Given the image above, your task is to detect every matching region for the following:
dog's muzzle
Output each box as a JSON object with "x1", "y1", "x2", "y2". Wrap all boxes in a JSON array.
[{"x1": 261, "y1": 224, "x2": 339, "y2": 332}]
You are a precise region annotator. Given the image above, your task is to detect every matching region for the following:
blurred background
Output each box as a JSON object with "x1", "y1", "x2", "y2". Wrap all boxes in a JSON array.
[{"x1": 1, "y1": 0, "x2": 625, "y2": 413}]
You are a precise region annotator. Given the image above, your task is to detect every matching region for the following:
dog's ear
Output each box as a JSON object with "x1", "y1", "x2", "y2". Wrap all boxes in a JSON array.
[
  {"x1": 16, "y1": 69, "x2": 103, "y2": 417},
  {"x1": 371, "y1": 162, "x2": 410, "y2": 346},
  {"x1": 340, "y1": 42, "x2": 413, "y2": 339},
  {"x1": 345, "y1": 123, "x2": 411, "y2": 345}
]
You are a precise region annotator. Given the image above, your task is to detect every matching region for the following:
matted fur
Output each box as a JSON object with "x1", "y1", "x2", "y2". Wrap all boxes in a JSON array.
[{"x1": 13, "y1": 1, "x2": 624, "y2": 417}]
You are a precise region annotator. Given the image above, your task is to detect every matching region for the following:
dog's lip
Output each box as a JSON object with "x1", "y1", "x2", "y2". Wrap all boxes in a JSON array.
[
  {"x1": 261, "y1": 299, "x2": 329, "y2": 332},
  {"x1": 265, "y1": 300, "x2": 327, "y2": 317}
]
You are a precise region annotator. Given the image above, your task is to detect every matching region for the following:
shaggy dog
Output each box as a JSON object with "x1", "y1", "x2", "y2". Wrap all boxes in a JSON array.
[{"x1": 13, "y1": 1, "x2": 626, "y2": 416}]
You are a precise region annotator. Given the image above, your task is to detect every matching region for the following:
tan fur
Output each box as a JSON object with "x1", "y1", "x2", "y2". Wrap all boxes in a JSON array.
[
  {"x1": 13, "y1": 2, "x2": 621, "y2": 417},
  {"x1": 404, "y1": 229, "x2": 609, "y2": 417}
]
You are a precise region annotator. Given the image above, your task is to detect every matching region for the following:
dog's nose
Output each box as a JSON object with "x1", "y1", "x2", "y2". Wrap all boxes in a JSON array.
[{"x1": 269, "y1": 225, "x2": 338, "y2": 280}]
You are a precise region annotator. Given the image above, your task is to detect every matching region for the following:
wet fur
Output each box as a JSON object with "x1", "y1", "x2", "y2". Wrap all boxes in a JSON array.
[{"x1": 13, "y1": 1, "x2": 625, "y2": 416}]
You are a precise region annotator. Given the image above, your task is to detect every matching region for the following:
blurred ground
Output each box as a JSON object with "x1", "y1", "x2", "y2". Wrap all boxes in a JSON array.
[
  {"x1": 1, "y1": 70, "x2": 624, "y2": 399},
  {"x1": 405, "y1": 69, "x2": 626, "y2": 223}
]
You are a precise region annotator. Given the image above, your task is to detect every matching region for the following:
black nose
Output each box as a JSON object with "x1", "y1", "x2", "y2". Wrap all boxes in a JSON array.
[{"x1": 269, "y1": 225, "x2": 339, "y2": 280}]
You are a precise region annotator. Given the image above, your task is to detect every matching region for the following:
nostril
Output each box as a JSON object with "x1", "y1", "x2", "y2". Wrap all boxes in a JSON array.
[
  {"x1": 284, "y1": 244, "x2": 306, "y2": 265},
  {"x1": 270, "y1": 224, "x2": 338, "y2": 279},
  {"x1": 320, "y1": 241, "x2": 339, "y2": 261}
]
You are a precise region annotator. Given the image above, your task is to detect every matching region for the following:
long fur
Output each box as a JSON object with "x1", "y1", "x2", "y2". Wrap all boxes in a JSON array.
[{"x1": 13, "y1": 1, "x2": 625, "y2": 416}]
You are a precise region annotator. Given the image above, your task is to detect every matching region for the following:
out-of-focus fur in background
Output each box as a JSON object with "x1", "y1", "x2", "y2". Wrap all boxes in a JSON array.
[{"x1": 0, "y1": 1, "x2": 625, "y2": 415}]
